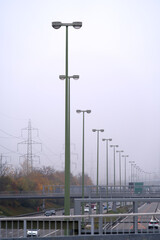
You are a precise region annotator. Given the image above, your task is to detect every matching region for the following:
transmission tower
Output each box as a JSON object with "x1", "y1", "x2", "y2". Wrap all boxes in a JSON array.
[{"x1": 18, "y1": 119, "x2": 42, "y2": 174}]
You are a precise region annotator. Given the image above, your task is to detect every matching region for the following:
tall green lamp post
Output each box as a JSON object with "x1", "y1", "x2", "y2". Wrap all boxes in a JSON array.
[
  {"x1": 110, "y1": 145, "x2": 119, "y2": 191},
  {"x1": 102, "y1": 138, "x2": 112, "y2": 196},
  {"x1": 76, "y1": 110, "x2": 91, "y2": 215},
  {"x1": 116, "y1": 150, "x2": 124, "y2": 192},
  {"x1": 129, "y1": 161, "x2": 135, "y2": 183},
  {"x1": 122, "y1": 155, "x2": 129, "y2": 189},
  {"x1": 92, "y1": 129, "x2": 104, "y2": 195},
  {"x1": 52, "y1": 21, "x2": 82, "y2": 216},
  {"x1": 102, "y1": 138, "x2": 112, "y2": 212}
]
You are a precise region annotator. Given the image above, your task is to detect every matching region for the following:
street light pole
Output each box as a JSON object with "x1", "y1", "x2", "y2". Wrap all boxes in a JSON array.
[
  {"x1": 129, "y1": 161, "x2": 135, "y2": 183},
  {"x1": 110, "y1": 145, "x2": 119, "y2": 190},
  {"x1": 116, "y1": 150, "x2": 124, "y2": 191},
  {"x1": 102, "y1": 138, "x2": 112, "y2": 196},
  {"x1": 76, "y1": 109, "x2": 91, "y2": 214},
  {"x1": 92, "y1": 129, "x2": 104, "y2": 195},
  {"x1": 132, "y1": 163, "x2": 136, "y2": 182},
  {"x1": 136, "y1": 166, "x2": 139, "y2": 182},
  {"x1": 52, "y1": 21, "x2": 82, "y2": 216},
  {"x1": 122, "y1": 155, "x2": 129, "y2": 188}
]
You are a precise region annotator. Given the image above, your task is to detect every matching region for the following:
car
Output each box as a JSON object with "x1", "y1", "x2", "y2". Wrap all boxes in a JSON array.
[
  {"x1": 148, "y1": 216, "x2": 159, "y2": 229},
  {"x1": 44, "y1": 210, "x2": 56, "y2": 216},
  {"x1": 103, "y1": 205, "x2": 107, "y2": 210},
  {"x1": 84, "y1": 207, "x2": 89, "y2": 213},
  {"x1": 93, "y1": 205, "x2": 97, "y2": 210},
  {"x1": 108, "y1": 205, "x2": 112, "y2": 210},
  {"x1": 27, "y1": 229, "x2": 39, "y2": 237}
]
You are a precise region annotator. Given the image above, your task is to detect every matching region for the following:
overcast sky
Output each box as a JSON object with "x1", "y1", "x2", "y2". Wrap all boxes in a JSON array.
[{"x1": 1, "y1": 0, "x2": 160, "y2": 184}]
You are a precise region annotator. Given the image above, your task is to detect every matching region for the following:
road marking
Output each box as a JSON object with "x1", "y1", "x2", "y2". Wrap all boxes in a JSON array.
[
  {"x1": 112, "y1": 223, "x2": 119, "y2": 229},
  {"x1": 44, "y1": 229, "x2": 59, "y2": 237}
]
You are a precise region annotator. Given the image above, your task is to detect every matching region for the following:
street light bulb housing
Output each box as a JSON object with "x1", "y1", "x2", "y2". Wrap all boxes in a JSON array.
[
  {"x1": 86, "y1": 110, "x2": 91, "y2": 114},
  {"x1": 109, "y1": 138, "x2": 112, "y2": 141},
  {"x1": 52, "y1": 21, "x2": 62, "y2": 29},
  {"x1": 73, "y1": 22, "x2": 82, "y2": 29},
  {"x1": 72, "y1": 75, "x2": 79, "y2": 80},
  {"x1": 100, "y1": 129, "x2": 104, "y2": 132},
  {"x1": 76, "y1": 110, "x2": 81, "y2": 113},
  {"x1": 59, "y1": 75, "x2": 66, "y2": 80},
  {"x1": 92, "y1": 129, "x2": 96, "y2": 132}
]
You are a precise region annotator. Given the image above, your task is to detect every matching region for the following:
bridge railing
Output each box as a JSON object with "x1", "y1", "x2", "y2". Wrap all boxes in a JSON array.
[
  {"x1": 1, "y1": 212, "x2": 160, "y2": 239},
  {"x1": 1, "y1": 185, "x2": 160, "y2": 199}
]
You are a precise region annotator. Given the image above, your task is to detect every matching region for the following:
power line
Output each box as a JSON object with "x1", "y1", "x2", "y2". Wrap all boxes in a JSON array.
[
  {"x1": 0, "y1": 129, "x2": 24, "y2": 139},
  {"x1": 0, "y1": 143, "x2": 22, "y2": 155}
]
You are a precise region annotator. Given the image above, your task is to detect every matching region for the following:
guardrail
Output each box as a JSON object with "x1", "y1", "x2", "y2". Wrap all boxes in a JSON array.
[{"x1": 1, "y1": 212, "x2": 160, "y2": 239}]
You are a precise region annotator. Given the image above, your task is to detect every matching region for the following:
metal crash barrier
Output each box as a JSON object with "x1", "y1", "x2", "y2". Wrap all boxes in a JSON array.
[{"x1": 1, "y1": 212, "x2": 160, "y2": 239}]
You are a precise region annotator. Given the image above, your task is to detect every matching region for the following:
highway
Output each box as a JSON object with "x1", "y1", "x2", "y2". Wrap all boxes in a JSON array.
[
  {"x1": 110, "y1": 202, "x2": 160, "y2": 233},
  {"x1": 0, "y1": 228, "x2": 62, "y2": 238}
]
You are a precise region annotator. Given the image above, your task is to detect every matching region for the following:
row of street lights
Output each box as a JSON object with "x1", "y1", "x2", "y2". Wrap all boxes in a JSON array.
[
  {"x1": 94, "y1": 138, "x2": 129, "y2": 193},
  {"x1": 52, "y1": 20, "x2": 143, "y2": 216},
  {"x1": 129, "y1": 161, "x2": 146, "y2": 183}
]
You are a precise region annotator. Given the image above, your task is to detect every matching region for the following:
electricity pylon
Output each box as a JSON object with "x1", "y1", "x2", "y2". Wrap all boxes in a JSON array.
[{"x1": 18, "y1": 119, "x2": 42, "y2": 174}]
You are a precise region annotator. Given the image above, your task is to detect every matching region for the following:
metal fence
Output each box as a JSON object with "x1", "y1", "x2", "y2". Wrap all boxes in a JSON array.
[{"x1": 1, "y1": 212, "x2": 160, "y2": 239}]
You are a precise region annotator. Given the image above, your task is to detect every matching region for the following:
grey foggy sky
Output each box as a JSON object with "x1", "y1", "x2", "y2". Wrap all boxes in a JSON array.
[{"x1": 0, "y1": 0, "x2": 160, "y2": 184}]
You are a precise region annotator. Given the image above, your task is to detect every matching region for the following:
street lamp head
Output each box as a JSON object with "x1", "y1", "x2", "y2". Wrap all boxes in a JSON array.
[
  {"x1": 92, "y1": 129, "x2": 104, "y2": 132},
  {"x1": 52, "y1": 21, "x2": 62, "y2": 29},
  {"x1": 129, "y1": 161, "x2": 135, "y2": 164},
  {"x1": 76, "y1": 109, "x2": 91, "y2": 114},
  {"x1": 72, "y1": 75, "x2": 79, "y2": 80},
  {"x1": 72, "y1": 22, "x2": 82, "y2": 29},
  {"x1": 76, "y1": 110, "x2": 81, "y2": 113},
  {"x1": 59, "y1": 75, "x2": 79, "y2": 80},
  {"x1": 86, "y1": 110, "x2": 91, "y2": 114},
  {"x1": 102, "y1": 138, "x2": 112, "y2": 142},
  {"x1": 59, "y1": 75, "x2": 66, "y2": 80}
]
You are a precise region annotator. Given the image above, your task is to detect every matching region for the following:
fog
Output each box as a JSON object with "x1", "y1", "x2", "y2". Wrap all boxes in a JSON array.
[{"x1": 1, "y1": 0, "x2": 160, "y2": 184}]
